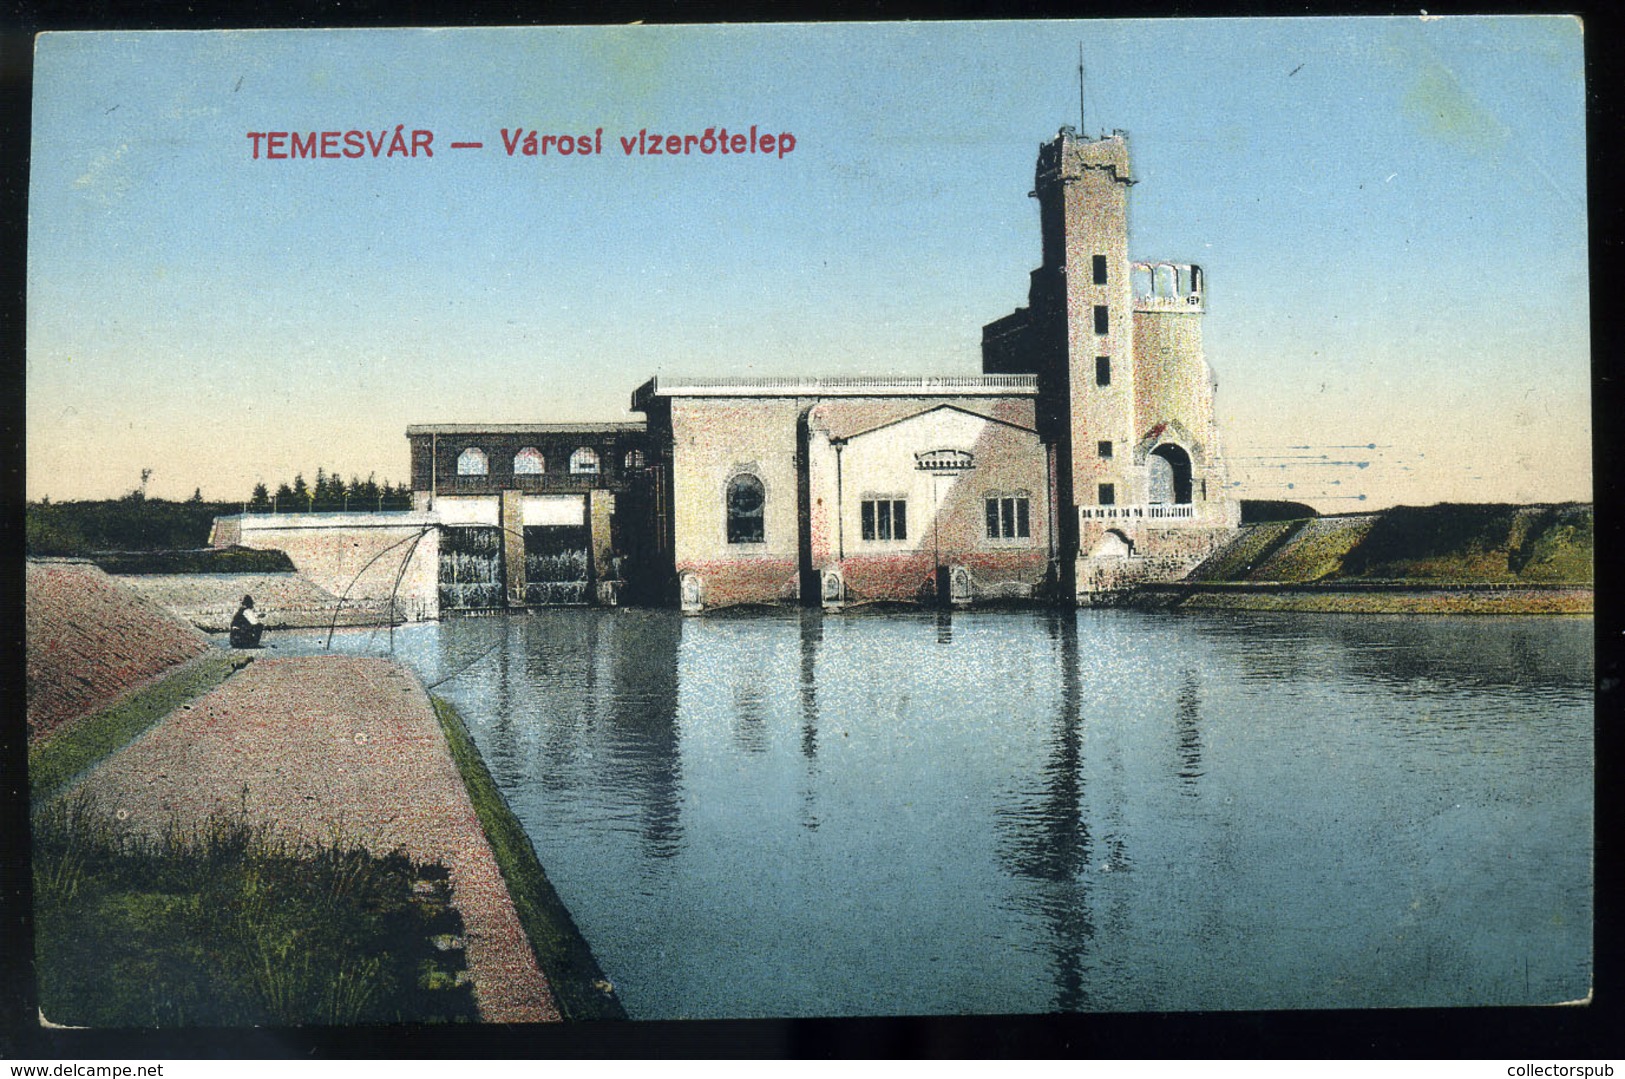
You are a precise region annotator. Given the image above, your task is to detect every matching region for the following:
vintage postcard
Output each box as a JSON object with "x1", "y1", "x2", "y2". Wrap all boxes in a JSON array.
[{"x1": 22, "y1": 18, "x2": 1592, "y2": 1038}]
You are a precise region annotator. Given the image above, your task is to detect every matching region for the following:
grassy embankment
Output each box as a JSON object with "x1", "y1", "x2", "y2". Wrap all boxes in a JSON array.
[
  {"x1": 33, "y1": 796, "x2": 477, "y2": 1027},
  {"x1": 29, "y1": 653, "x2": 477, "y2": 1026},
  {"x1": 1145, "y1": 503, "x2": 1592, "y2": 614},
  {"x1": 88, "y1": 547, "x2": 295, "y2": 575},
  {"x1": 430, "y1": 696, "x2": 627, "y2": 1021},
  {"x1": 29, "y1": 651, "x2": 251, "y2": 803}
]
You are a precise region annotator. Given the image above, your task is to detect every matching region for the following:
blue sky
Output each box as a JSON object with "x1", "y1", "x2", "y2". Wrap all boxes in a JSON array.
[{"x1": 27, "y1": 18, "x2": 1589, "y2": 507}]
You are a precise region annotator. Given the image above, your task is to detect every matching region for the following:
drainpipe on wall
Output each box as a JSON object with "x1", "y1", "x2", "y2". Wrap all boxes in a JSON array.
[{"x1": 833, "y1": 440, "x2": 845, "y2": 560}]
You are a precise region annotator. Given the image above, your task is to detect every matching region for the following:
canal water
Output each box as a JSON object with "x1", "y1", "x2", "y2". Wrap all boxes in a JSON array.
[{"x1": 277, "y1": 609, "x2": 1593, "y2": 1018}]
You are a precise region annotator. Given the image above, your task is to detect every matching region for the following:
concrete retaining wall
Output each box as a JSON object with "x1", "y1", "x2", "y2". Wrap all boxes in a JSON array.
[{"x1": 213, "y1": 513, "x2": 440, "y2": 620}]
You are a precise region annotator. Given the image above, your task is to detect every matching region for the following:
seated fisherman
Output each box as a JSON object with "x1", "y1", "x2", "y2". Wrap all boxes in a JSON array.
[{"x1": 229, "y1": 594, "x2": 264, "y2": 648}]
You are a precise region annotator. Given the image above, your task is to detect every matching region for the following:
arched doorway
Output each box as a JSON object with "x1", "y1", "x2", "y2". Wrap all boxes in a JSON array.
[
  {"x1": 1148, "y1": 444, "x2": 1193, "y2": 505},
  {"x1": 1088, "y1": 529, "x2": 1133, "y2": 559}
]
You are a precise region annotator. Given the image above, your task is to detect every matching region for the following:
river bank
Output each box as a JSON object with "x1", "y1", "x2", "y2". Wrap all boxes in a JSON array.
[
  {"x1": 26, "y1": 561, "x2": 615, "y2": 1024},
  {"x1": 1145, "y1": 503, "x2": 1594, "y2": 614},
  {"x1": 1116, "y1": 581, "x2": 1593, "y2": 615}
]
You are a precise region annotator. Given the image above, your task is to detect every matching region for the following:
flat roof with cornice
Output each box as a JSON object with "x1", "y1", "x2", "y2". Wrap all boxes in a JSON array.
[
  {"x1": 631, "y1": 374, "x2": 1039, "y2": 411},
  {"x1": 406, "y1": 422, "x2": 646, "y2": 436}
]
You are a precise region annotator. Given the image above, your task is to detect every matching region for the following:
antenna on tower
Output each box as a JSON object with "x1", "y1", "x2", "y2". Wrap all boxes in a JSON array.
[{"x1": 1077, "y1": 42, "x2": 1086, "y2": 136}]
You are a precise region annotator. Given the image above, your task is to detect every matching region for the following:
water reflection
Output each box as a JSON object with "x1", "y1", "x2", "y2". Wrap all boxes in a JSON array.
[
  {"x1": 451, "y1": 611, "x2": 686, "y2": 860},
  {"x1": 267, "y1": 607, "x2": 1592, "y2": 1018},
  {"x1": 798, "y1": 611, "x2": 822, "y2": 832},
  {"x1": 1174, "y1": 670, "x2": 1204, "y2": 793},
  {"x1": 798, "y1": 610, "x2": 821, "y2": 761},
  {"x1": 994, "y1": 612, "x2": 1095, "y2": 1011},
  {"x1": 1188, "y1": 612, "x2": 1593, "y2": 696}
]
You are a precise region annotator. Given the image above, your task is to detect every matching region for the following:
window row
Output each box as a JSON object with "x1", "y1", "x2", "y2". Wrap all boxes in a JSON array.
[
  {"x1": 723, "y1": 474, "x2": 1032, "y2": 545},
  {"x1": 454, "y1": 446, "x2": 645, "y2": 477}
]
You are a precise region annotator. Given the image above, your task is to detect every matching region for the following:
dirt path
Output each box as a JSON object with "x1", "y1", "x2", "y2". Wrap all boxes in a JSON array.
[{"x1": 73, "y1": 654, "x2": 560, "y2": 1023}]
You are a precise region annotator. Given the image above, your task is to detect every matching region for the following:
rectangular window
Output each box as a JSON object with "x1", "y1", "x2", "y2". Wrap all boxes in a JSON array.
[
  {"x1": 1099, "y1": 483, "x2": 1116, "y2": 506},
  {"x1": 1093, "y1": 305, "x2": 1109, "y2": 334},
  {"x1": 861, "y1": 499, "x2": 907, "y2": 541},
  {"x1": 1092, "y1": 254, "x2": 1108, "y2": 285},
  {"x1": 1098, "y1": 440, "x2": 1114, "y2": 458},
  {"x1": 1095, "y1": 356, "x2": 1111, "y2": 386},
  {"x1": 985, "y1": 496, "x2": 1032, "y2": 540}
]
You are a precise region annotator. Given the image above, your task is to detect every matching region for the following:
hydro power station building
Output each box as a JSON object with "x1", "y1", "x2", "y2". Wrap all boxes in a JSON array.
[{"x1": 214, "y1": 124, "x2": 1241, "y2": 615}]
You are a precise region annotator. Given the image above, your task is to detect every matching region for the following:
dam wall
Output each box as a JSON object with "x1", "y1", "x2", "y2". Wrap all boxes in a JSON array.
[{"x1": 212, "y1": 512, "x2": 440, "y2": 621}]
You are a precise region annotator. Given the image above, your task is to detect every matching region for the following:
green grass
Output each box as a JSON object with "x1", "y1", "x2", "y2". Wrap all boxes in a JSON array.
[
  {"x1": 1187, "y1": 519, "x2": 1303, "y2": 581},
  {"x1": 1249, "y1": 516, "x2": 1375, "y2": 582},
  {"x1": 29, "y1": 651, "x2": 252, "y2": 803},
  {"x1": 431, "y1": 695, "x2": 627, "y2": 1021},
  {"x1": 27, "y1": 499, "x2": 243, "y2": 556},
  {"x1": 1339, "y1": 503, "x2": 1593, "y2": 584},
  {"x1": 33, "y1": 796, "x2": 477, "y2": 1027},
  {"x1": 90, "y1": 546, "x2": 295, "y2": 575}
]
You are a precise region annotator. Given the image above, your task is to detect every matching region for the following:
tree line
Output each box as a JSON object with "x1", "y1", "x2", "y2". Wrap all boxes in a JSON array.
[{"x1": 249, "y1": 469, "x2": 413, "y2": 512}]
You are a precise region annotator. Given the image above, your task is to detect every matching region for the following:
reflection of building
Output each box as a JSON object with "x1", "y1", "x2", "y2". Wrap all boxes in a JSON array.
[{"x1": 214, "y1": 123, "x2": 1240, "y2": 613}]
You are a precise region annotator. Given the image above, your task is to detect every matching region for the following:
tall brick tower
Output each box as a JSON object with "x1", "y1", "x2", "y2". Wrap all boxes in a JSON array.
[{"x1": 984, "y1": 125, "x2": 1239, "y2": 599}]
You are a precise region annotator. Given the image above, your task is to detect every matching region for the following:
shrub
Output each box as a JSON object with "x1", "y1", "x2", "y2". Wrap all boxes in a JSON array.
[{"x1": 32, "y1": 797, "x2": 478, "y2": 1027}]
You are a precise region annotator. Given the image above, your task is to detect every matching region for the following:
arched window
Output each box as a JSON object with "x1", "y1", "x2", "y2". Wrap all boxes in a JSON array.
[
  {"x1": 513, "y1": 447, "x2": 545, "y2": 475},
  {"x1": 624, "y1": 449, "x2": 645, "y2": 470},
  {"x1": 726, "y1": 474, "x2": 765, "y2": 544},
  {"x1": 570, "y1": 447, "x2": 600, "y2": 475},
  {"x1": 1148, "y1": 443, "x2": 1194, "y2": 505},
  {"x1": 456, "y1": 447, "x2": 488, "y2": 476}
]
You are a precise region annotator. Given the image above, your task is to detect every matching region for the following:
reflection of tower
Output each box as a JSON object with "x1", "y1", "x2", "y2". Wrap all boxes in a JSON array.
[
  {"x1": 798, "y1": 609, "x2": 821, "y2": 761},
  {"x1": 605, "y1": 611, "x2": 685, "y2": 859},
  {"x1": 797, "y1": 609, "x2": 822, "y2": 831},
  {"x1": 1174, "y1": 669, "x2": 1204, "y2": 796},
  {"x1": 995, "y1": 610, "x2": 1095, "y2": 1011}
]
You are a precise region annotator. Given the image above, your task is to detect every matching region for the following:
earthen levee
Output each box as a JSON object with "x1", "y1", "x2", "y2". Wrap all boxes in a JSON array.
[{"x1": 26, "y1": 561, "x2": 212, "y2": 743}]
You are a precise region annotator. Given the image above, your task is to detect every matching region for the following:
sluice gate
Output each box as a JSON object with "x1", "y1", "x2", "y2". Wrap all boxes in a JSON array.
[
  {"x1": 524, "y1": 525, "x2": 590, "y2": 606},
  {"x1": 438, "y1": 524, "x2": 591, "y2": 611},
  {"x1": 439, "y1": 526, "x2": 504, "y2": 611}
]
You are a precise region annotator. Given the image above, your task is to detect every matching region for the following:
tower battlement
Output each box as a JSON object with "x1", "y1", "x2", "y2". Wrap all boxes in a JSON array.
[{"x1": 1036, "y1": 127, "x2": 1135, "y2": 191}]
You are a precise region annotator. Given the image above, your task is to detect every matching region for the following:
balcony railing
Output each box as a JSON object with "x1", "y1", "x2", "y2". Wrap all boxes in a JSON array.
[
  {"x1": 1081, "y1": 503, "x2": 1201, "y2": 524},
  {"x1": 1132, "y1": 293, "x2": 1204, "y2": 313}
]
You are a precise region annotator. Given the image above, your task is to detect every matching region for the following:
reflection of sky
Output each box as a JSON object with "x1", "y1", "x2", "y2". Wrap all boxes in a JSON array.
[
  {"x1": 28, "y1": 19, "x2": 1588, "y2": 509},
  {"x1": 272, "y1": 608, "x2": 1594, "y2": 1018}
]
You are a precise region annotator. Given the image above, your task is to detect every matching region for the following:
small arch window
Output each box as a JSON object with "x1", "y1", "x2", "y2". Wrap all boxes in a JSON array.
[
  {"x1": 513, "y1": 447, "x2": 546, "y2": 475},
  {"x1": 456, "y1": 447, "x2": 489, "y2": 476},
  {"x1": 727, "y1": 474, "x2": 765, "y2": 544},
  {"x1": 570, "y1": 447, "x2": 600, "y2": 475},
  {"x1": 625, "y1": 450, "x2": 645, "y2": 470}
]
